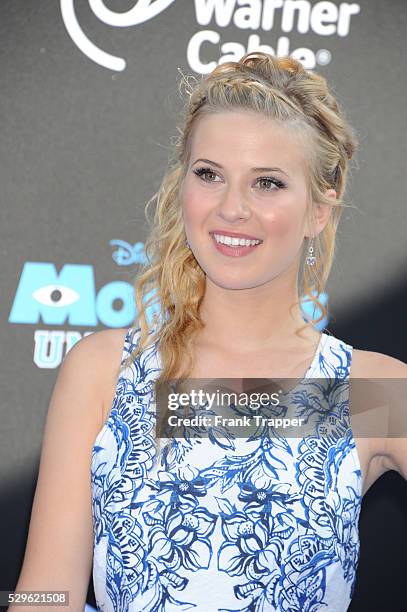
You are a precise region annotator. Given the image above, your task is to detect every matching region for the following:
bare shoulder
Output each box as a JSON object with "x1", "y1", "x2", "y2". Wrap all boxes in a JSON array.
[
  {"x1": 351, "y1": 346, "x2": 407, "y2": 478},
  {"x1": 351, "y1": 347, "x2": 407, "y2": 377},
  {"x1": 71, "y1": 327, "x2": 130, "y2": 425},
  {"x1": 70, "y1": 326, "x2": 129, "y2": 358}
]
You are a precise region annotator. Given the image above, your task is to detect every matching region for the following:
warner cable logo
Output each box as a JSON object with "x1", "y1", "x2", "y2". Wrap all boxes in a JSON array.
[
  {"x1": 61, "y1": 0, "x2": 176, "y2": 71},
  {"x1": 61, "y1": 0, "x2": 361, "y2": 73}
]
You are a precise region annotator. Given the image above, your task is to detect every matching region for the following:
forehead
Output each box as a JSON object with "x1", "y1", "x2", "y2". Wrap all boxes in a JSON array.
[{"x1": 189, "y1": 110, "x2": 309, "y2": 177}]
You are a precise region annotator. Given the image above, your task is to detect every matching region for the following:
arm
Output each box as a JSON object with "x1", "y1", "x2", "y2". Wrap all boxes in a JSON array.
[
  {"x1": 375, "y1": 354, "x2": 407, "y2": 480},
  {"x1": 9, "y1": 329, "x2": 120, "y2": 611}
]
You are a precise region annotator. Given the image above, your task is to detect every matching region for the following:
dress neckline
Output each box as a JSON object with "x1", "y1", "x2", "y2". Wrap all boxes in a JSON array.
[
  {"x1": 144, "y1": 326, "x2": 329, "y2": 382},
  {"x1": 303, "y1": 331, "x2": 328, "y2": 379}
]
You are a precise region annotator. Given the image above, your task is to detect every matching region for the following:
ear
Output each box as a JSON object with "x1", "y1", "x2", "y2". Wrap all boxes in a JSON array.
[{"x1": 306, "y1": 189, "x2": 336, "y2": 238}]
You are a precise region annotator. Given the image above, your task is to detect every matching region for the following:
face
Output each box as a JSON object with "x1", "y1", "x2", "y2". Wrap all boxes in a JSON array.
[{"x1": 181, "y1": 110, "x2": 334, "y2": 291}]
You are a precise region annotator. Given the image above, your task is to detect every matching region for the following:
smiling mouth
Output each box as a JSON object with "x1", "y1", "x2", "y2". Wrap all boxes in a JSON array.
[
  {"x1": 209, "y1": 233, "x2": 263, "y2": 258},
  {"x1": 211, "y1": 233, "x2": 263, "y2": 247}
]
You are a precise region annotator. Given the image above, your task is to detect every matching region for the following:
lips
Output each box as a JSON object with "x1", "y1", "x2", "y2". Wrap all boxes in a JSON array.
[
  {"x1": 209, "y1": 230, "x2": 263, "y2": 241},
  {"x1": 210, "y1": 233, "x2": 262, "y2": 258}
]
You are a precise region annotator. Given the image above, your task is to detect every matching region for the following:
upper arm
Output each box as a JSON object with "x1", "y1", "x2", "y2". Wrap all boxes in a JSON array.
[
  {"x1": 365, "y1": 353, "x2": 407, "y2": 480},
  {"x1": 382, "y1": 356, "x2": 407, "y2": 480},
  {"x1": 11, "y1": 328, "x2": 127, "y2": 611}
]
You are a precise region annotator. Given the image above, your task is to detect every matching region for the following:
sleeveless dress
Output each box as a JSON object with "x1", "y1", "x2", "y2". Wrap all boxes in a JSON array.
[{"x1": 90, "y1": 326, "x2": 363, "y2": 612}]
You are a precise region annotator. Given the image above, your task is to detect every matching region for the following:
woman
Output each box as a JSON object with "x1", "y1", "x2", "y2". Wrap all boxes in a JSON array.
[{"x1": 12, "y1": 52, "x2": 406, "y2": 611}]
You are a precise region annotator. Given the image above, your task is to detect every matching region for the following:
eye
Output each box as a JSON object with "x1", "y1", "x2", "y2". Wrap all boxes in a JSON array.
[
  {"x1": 192, "y1": 166, "x2": 219, "y2": 183},
  {"x1": 257, "y1": 177, "x2": 287, "y2": 192},
  {"x1": 192, "y1": 166, "x2": 286, "y2": 192}
]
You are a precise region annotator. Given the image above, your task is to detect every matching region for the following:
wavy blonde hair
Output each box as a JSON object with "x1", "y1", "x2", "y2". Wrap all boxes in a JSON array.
[{"x1": 121, "y1": 52, "x2": 359, "y2": 427}]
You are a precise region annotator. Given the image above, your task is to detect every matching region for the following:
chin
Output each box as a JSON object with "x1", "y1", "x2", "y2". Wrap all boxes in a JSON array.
[{"x1": 205, "y1": 271, "x2": 264, "y2": 291}]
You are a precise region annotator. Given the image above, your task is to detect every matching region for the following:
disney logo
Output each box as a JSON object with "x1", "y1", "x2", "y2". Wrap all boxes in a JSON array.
[{"x1": 110, "y1": 240, "x2": 148, "y2": 265}]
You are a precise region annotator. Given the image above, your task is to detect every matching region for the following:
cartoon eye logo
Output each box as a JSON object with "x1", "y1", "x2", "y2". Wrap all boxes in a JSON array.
[
  {"x1": 32, "y1": 285, "x2": 80, "y2": 308},
  {"x1": 60, "y1": 0, "x2": 177, "y2": 71}
]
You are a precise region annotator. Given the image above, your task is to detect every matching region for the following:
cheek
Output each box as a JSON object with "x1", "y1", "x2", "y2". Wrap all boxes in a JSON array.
[
  {"x1": 182, "y1": 182, "x2": 212, "y2": 227},
  {"x1": 262, "y1": 209, "x2": 295, "y2": 240},
  {"x1": 262, "y1": 199, "x2": 306, "y2": 240}
]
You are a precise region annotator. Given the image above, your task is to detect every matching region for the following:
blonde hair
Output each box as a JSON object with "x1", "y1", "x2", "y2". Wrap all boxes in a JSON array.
[{"x1": 121, "y1": 52, "x2": 359, "y2": 425}]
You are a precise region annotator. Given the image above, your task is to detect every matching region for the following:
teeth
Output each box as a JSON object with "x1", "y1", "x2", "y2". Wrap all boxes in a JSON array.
[{"x1": 213, "y1": 234, "x2": 261, "y2": 247}]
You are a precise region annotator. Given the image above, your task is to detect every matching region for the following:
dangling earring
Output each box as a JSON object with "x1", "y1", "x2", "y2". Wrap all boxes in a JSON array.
[
  {"x1": 185, "y1": 237, "x2": 191, "y2": 249},
  {"x1": 306, "y1": 236, "x2": 316, "y2": 266}
]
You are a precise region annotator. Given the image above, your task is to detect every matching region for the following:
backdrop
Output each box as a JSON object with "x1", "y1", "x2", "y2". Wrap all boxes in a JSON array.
[{"x1": 1, "y1": 1, "x2": 406, "y2": 610}]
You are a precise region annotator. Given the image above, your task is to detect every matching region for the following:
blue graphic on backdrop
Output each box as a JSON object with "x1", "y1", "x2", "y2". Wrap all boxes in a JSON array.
[
  {"x1": 9, "y1": 262, "x2": 161, "y2": 329},
  {"x1": 10, "y1": 260, "x2": 327, "y2": 331},
  {"x1": 110, "y1": 240, "x2": 148, "y2": 266},
  {"x1": 301, "y1": 289, "x2": 328, "y2": 331}
]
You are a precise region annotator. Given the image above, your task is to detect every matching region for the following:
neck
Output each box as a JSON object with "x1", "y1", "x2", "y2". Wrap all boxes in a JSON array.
[{"x1": 197, "y1": 270, "x2": 319, "y2": 353}]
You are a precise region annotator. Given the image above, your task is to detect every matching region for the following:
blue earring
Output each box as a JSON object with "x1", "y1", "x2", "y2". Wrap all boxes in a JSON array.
[{"x1": 185, "y1": 238, "x2": 191, "y2": 249}]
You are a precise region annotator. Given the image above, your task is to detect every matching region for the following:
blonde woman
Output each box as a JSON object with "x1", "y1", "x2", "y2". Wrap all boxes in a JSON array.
[{"x1": 12, "y1": 52, "x2": 406, "y2": 612}]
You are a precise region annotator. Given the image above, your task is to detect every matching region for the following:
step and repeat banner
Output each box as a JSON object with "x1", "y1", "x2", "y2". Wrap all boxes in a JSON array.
[{"x1": 1, "y1": 1, "x2": 406, "y2": 610}]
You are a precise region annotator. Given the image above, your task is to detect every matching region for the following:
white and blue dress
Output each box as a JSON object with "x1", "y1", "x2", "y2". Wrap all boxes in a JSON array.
[{"x1": 91, "y1": 327, "x2": 362, "y2": 611}]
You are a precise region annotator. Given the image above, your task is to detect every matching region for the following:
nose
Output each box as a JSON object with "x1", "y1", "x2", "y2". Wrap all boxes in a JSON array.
[{"x1": 217, "y1": 184, "x2": 251, "y2": 222}]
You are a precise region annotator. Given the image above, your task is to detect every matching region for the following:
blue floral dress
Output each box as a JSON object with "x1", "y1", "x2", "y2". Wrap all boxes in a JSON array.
[{"x1": 91, "y1": 327, "x2": 362, "y2": 611}]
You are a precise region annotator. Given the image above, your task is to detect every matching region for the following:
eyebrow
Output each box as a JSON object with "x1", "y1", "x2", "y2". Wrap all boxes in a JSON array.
[{"x1": 191, "y1": 158, "x2": 290, "y2": 178}]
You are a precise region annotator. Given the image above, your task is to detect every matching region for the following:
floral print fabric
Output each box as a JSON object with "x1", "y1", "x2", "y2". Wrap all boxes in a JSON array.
[{"x1": 91, "y1": 328, "x2": 362, "y2": 611}]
